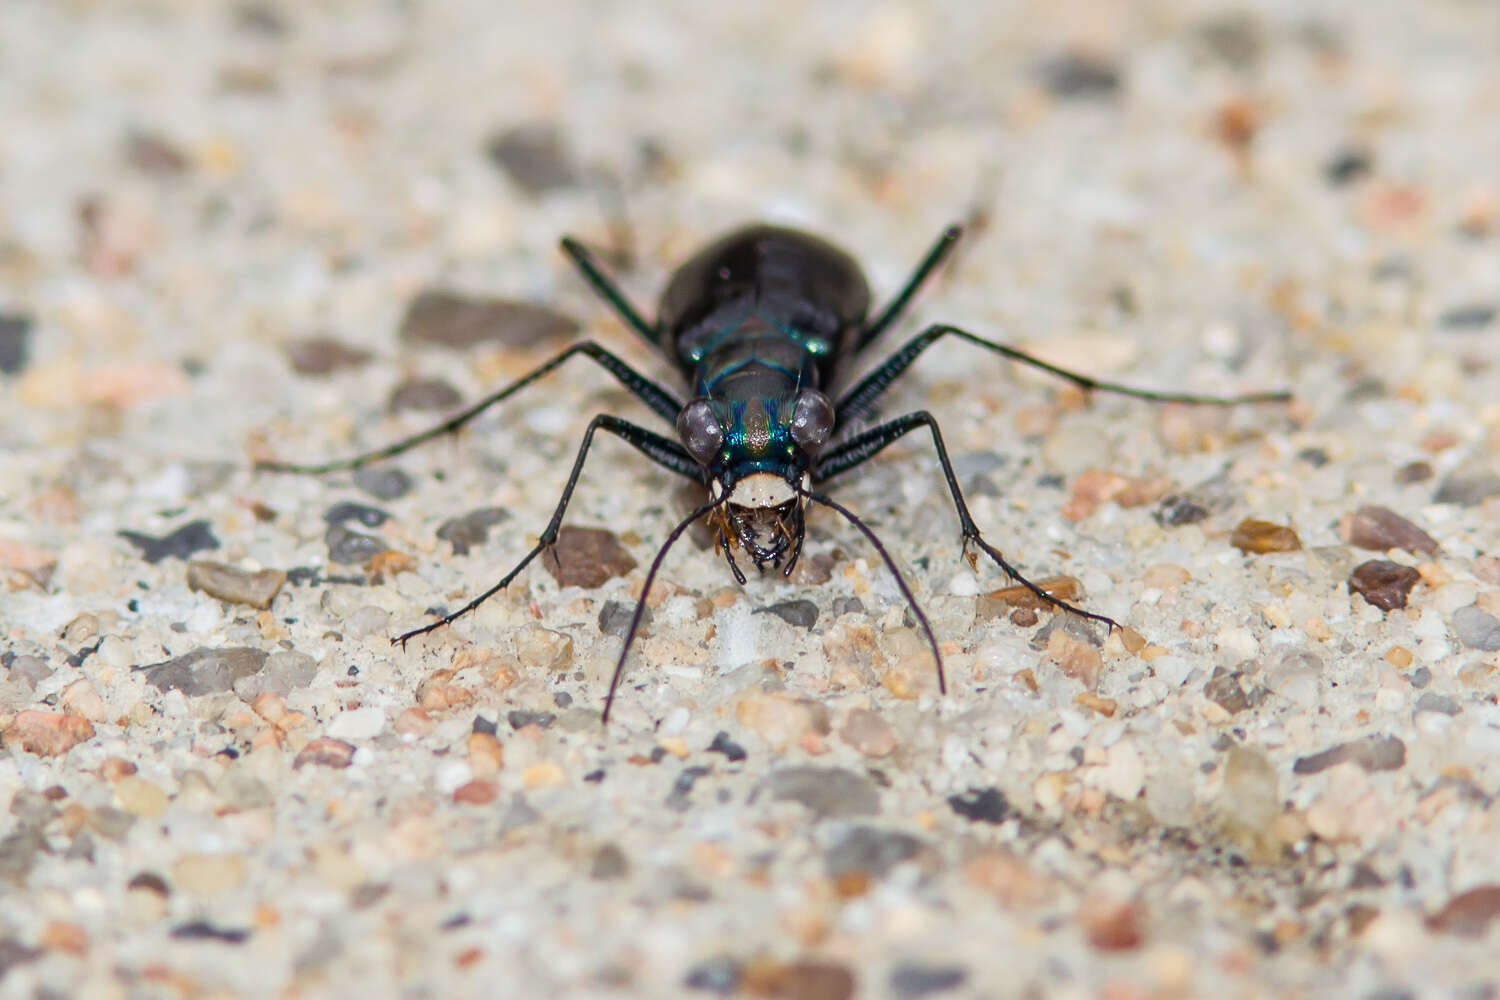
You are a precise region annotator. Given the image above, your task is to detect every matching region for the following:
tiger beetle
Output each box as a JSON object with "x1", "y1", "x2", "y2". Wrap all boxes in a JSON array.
[{"x1": 259, "y1": 222, "x2": 1289, "y2": 722}]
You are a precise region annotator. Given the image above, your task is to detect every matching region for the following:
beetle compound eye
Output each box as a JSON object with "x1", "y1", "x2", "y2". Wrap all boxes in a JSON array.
[
  {"x1": 789, "y1": 390, "x2": 835, "y2": 452},
  {"x1": 676, "y1": 398, "x2": 724, "y2": 465}
]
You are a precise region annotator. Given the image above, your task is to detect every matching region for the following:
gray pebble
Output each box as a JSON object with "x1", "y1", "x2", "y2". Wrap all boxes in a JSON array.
[
  {"x1": 484, "y1": 123, "x2": 580, "y2": 196},
  {"x1": 283, "y1": 336, "x2": 372, "y2": 376},
  {"x1": 0, "y1": 313, "x2": 32, "y2": 375},
  {"x1": 1293, "y1": 734, "x2": 1406, "y2": 775},
  {"x1": 119, "y1": 520, "x2": 220, "y2": 564},
  {"x1": 1438, "y1": 304, "x2": 1496, "y2": 330},
  {"x1": 1435, "y1": 471, "x2": 1500, "y2": 507},
  {"x1": 825, "y1": 825, "x2": 933, "y2": 879},
  {"x1": 323, "y1": 502, "x2": 389, "y2": 528},
  {"x1": 399, "y1": 288, "x2": 578, "y2": 349},
  {"x1": 682, "y1": 956, "x2": 741, "y2": 994},
  {"x1": 325, "y1": 524, "x2": 386, "y2": 564},
  {"x1": 1452, "y1": 605, "x2": 1500, "y2": 651},
  {"x1": 437, "y1": 507, "x2": 509, "y2": 556},
  {"x1": 388, "y1": 377, "x2": 461, "y2": 413},
  {"x1": 8, "y1": 655, "x2": 52, "y2": 689},
  {"x1": 353, "y1": 466, "x2": 413, "y2": 501},
  {"x1": 1414, "y1": 692, "x2": 1461, "y2": 717},
  {"x1": 140, "y1": 646, "x2": 268, "y2": 696},
  {"x1": 891, "y1": 964, "x2": 969, "y2": 999},
  {"x1": 766, "y1": 766, "x2": 879, "y2": 818},
  {"x1": 756, "y1": 599, "x2": 818, "y2": 629}
]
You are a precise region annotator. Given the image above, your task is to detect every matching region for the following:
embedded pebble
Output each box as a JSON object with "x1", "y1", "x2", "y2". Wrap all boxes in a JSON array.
[
  {"x1": 947, "y1": 787, "x2": 1010, "y2": 824},
  {"x1": 114, "y1": 776, "x2": 170, "y2": 819},
  {"x1": 1153, "y1": 493, "x2": 1209, "y2": 527},
  {"x1": 1229, "y1": 519, "x2": 1301, "y2": 554},
  {"x1": 756, "y1": 599, "x2": 818, "y2": 629},
  {"x1": 483, "y1": 123, "x2": 581, "y2": 195},
  {"x1": 507, "y1": 710, "x2": 556, "y2": 730},
  {"x1": 0, "y1": 313, "x2": 32, "y2": 374},
  {"x1": 514, "y1": 626, "x2": 573, "y2": 672},
  {"x1": 59, "y1": 679, "x2": 107, "y2": 722},
  {"x1": 171, "y1": 853, "x2": 247, "y2": 895},
  {"x1": 766, "y1": 766, "x2": 879, "y2": 818},
  {"x1": 705, "y1": 731, "x2": 746, "y2": 762},
  {"x1": 1348, "y1": 560, "x2": 1421, "y2": 611},
  {"x1": 324, "y1": 502, "x2": 390, "y2": 528},
  {"x1": 8, "y1": 655, "x2": 53, "y2": 689},
  {"x1": 388, "y1": 377, "x2": 461, "y2": 412},
  {"x1": 1292, "y1": 735, "x2": 1406, "y2": 774},
  {"x1": 187, "y1": 560, "x2": 287, "y2": 609},
  {"x1": 1340, "y1": 505, "x2": 1438, "y2": 555},
  {"x1": 123, "y1": 129, "x2": 188, "y2": 174},
  {"x1": 399, "y1": 289, "x2": 578, "y2": 349},
  {"x1": 742, "y1": 961, "x2": 855, "y2": 1000},
  {"x1": 119, "y1": 520, "x2": 220, "y2": 564},
  {"x1": 824, "y1": 826, "x2": 934, "y2": 879},
  {"x1": 326, "y1": 707, "x2": 386, "y2": 741},
  {"x1": 683, "y1": 956, "x2": 741, "y2": 994},
  {"x1": 1451, "y1": 605, "x2": 1500, "y2": 651},
  {"x1": 294, "y1": 738, "x2": 357, "y2": 769},
  {"x1": 544, "y1": 526, "x2": 636, "y2": 588},
  {"x1": 436, "y1": 507, "x2": 509, "y2": 555},
  {"x1": 598, "y1": 599, "x2": 651, "y2": 638},
  {"x1": 325, "y1": 524, "x2": 386, "y2": 564},
  {"x1": 1438, "y1": 303, "x2": 1496, "y2": 330},
  {"x1": 890, "y1": 965, "x2": 968, "y2": 999},
  {"x1": 1434, "y1": 470, "x2": 1500, "y2": 507},
  {"x1": 1038, "y1": 52, "x2": 1120, "y2": 97},
  {"x1": 283, "y1": 336, "x2": 372, "y2": 375},
  {"x1": 1, "y1": 711, "x2": 95, "y2": 757},
  {"x1": 839, "y1": 708, "x2": 896, "y2": 758},
  {"x1": 353, "y1": 466, "x2": 413, "y2": 501},
  {"x1": 235, "y1": 651, "x2": 317, "y2": 698},
  {"x1": 1426, "y1": 885, "x2": 1500, "y2": 937},
  {"x1": 141, "y1": 647, "x2": 268, "y2": 696}
]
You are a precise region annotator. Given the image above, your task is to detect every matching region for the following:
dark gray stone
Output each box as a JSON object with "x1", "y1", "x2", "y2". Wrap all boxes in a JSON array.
[
  {"x1": 141, "y1": 646, "x2": 268, "y2": 696},
  {"x1": 767, "y1": 766, "x2": 879, "y2": 818}
]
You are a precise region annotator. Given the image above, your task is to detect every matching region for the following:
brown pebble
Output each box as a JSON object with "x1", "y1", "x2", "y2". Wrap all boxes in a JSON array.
[
  {"x1": 452, "y1": 780, "x2": 499, "y2": 806},
  {"x1": 1395, "y1": 460, "x2": 1433, "y2": 484},
  {"x1": 60, "y1": 679, "x2": 108, "y2": 722},
  {"x1": 1080, "y1": 896, "x2": 1145, "y2": 951},
  {"x1": 1348, "y1": 559, "x2": 1422, "y2": 611},
  {"x1": 1009, "y1": 607, "x2": 1039, "y2": 627},
  {"x1": 388, "y1": 377, "x2": 461, "y2": 413},
  {"x1": 515, "y1": 625, "x2": 574, "y2": 672},
  {"x1": 1427, "y1": 885, "x2": 1500, "y2": 937},
  {"x1": 283, "y1": 336, "x2": 372, "y2": 375},
  {"x1": 1230, "y1": 518, "x2": 1302, "y2": 554},
  {"x1": 187, "y1": 560, "x2": 287, "y2": 609},
  {"x1": 839, "y1": 708, "x2": 896, "y2": 757},
  {"x1": 99, "y1": 757, "x2": 138, "y2": 781},
  {"x1": 2, "y1": 710, "x2": 96, "y2": 757},
  {"x1": 466, "y1": 731, "x2": 504, "y2": 776},
  {"x1": 1074, "y1": 692, "x2": 1117, "y2": 716},
  {"x1": 1062, "y1": 469, "x2": 1171, "y2": 523},
  {"x1": 393, "y1": 707, "x2": 436, "y2": 738},
  {"x1": 1339, "y1": 505, "x2": 1438, "y2": 555},
  {"x1": 416, "y1": 669, "x2": 475, "y2": 711},
  {"x1": 741, "y1": 959, "x2": 856, "y2": 1000},
  {"x1": 399, "y1": 289, "x2": 578, "y2": 349},
  {"x1": 978, "y1": 575, "x2": 1082, "y2": 617},
  {"x1": 293, "y1": 737, "x2": 356, "y2": 769},
  {"x1": 1044, "y1": 629, "x2": 1103, "y2": 690},
  {"x1": 40, "y1": 921, "x2": 88, "y2": 955},
  {"x1": 545, "y1": 526, "x2": 636, "y2": 588}
]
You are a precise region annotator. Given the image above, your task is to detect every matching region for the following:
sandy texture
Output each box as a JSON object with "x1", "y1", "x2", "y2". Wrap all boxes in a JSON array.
[{"x1": 3, "y1": 1, "x2": 1500, "y2": 997}]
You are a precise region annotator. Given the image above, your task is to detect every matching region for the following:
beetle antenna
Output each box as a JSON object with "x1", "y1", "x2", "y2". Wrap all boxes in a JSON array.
[
  {"x1": 603, "y1": 492, "x2": 727, "y2": 724},
  {"x1": 799, "y1": 488, "x2": 946, "y2": 696}
]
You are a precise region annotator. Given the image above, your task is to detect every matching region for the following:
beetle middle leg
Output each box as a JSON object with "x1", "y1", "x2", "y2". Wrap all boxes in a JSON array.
[{"x1": 815, "y1": 409, "x2": 1120, "y2": 631}]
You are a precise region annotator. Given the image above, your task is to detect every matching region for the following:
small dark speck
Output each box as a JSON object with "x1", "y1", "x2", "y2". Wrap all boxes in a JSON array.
[
  {"x1": 119, "y1": 520, "x2": 220, "y2": 564},
  {"x1": 436, "y1": 507, "x2": 509, "y2": 556},
  {"x1": 440, "y1": 913, "x2": 470, "y2": 931},
  {"x1": 217, "y1": 746, "x2": 240, "y2": 759},
  {"x1": 1324, "y1": 148, "x2": 1372, "y2": 186},
  {"x1": 1296, "y1": 447, "x2": 1329, "y2": 468},
  {"x1": 1395, "y1": 461, "x2": 1433, "y2": 485},
  {"x1": 484, "y1": 122, "x2": 581, "y2": 196},
  {"x1": 472, "y1": 715, "x2": 498, "y2": 736},
  {"x1": 683, "y1": 955, "x2": 742, "y2": 994},
  {"x1": 127, "y1": 599, "x2": 139, "y2": 613},
  {"x1": 1035, "y1": 474, "x2": 1065, "y2": 489},
  {"x1": 583, "y1": 769, "x2": 605, "y2": 783},
  {"x1": 170, "y1": 921, "x2": 250, "y2": 943},
  {"x1": 1154, "y1": 493, "x2": 1209, "y2": 527},
  {"x1": 325, "y1": 525, "x2": 385, "y2": 564},
  {"x1": 706, "y1": 731, "x2": 747, "y2": 762},
  {"x1": 891, "y1": 963, "x2": 969, "y2": 999},
  {"x1": 346, "y1": 665, "x2": 358, "y2": 677},
  {"x1": 553, "y1": 691, "x2": 573, "y2": 709},
  {"x1": 1440, "y1": 304, "x2": 1496, "y2": 331}
]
